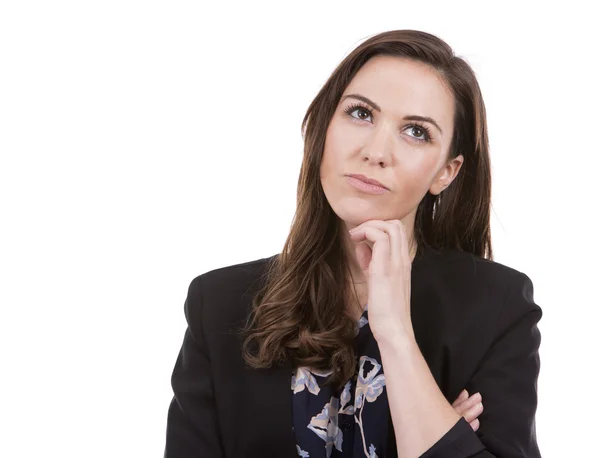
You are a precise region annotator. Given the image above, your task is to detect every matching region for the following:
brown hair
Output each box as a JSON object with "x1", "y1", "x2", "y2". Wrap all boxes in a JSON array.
[{"x1": 241, "y1": 29, "x2": 493, "y2": 390}]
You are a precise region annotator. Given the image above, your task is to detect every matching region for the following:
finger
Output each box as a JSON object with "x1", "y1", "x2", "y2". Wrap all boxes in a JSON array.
[
  {"x1": 462, "y1": 401, "x2": 484, "y2": 423},
  {"x1": 454, "y1": 391, "x2": 482, "y2": 411},
  {"x1": 470, "y1": 418, "x2": 480, "y2": 432},
  {"x1": 363, "y1": 220, "x2": 405, "y2": 269},
  {"x1": 350, "y1": 220, "x2": 408, "y2": 271},
  {"x1": 350, "y1": 226, "x2": 390, "y2": 277},
  {"x1": 452, "y1": 389, "x2": 469, "y2": 407},
  {"x1": 453, "y1": 393, "x2": 482, "y2": 415},
  {"x1": 352, "y1": 220, "x2": 408, "y2": 264},
  {"x1": 388, "y1": 219, "x2": 410, "y2": 267}
]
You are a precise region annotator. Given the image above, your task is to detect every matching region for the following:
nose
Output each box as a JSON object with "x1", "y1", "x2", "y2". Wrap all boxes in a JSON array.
[{"x1": 361, "y1": 119, "x2": 394, "y2": 167}]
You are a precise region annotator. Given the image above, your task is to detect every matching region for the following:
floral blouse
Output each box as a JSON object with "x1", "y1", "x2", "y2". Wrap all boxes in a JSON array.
[{"x1": 291, "y1": 304, "x2": 389, "y2": 458}]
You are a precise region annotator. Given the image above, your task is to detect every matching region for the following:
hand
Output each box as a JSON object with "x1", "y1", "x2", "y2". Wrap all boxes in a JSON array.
[
  {"x1": 348, "y1": 219, "x2": 414, "y2": 343},
  {"x1": 452, "y1": 389, "x2": 484, "y2": 431}
]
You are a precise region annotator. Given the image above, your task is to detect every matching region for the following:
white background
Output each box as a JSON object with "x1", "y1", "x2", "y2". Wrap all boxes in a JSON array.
[{"x1": 1, "y1": 1, "x2": 598, "y2": 456}]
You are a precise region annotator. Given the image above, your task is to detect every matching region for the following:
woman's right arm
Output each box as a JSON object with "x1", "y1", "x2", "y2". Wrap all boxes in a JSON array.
[{"x1": 164, "y1": 275, "x2": 225, "y2": 457}]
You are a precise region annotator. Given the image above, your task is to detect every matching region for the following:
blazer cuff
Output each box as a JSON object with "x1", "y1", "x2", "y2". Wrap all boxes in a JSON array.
[{"x1": 420, "y1": 417, "x2": 486, "y2": 458}]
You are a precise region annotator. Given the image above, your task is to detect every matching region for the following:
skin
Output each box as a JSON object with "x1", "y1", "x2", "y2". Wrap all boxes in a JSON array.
[
  {"x1": 320, "y1": 54, "x2": 463, "y2": 291},
  {"x1": 319, "y1": 55, "x2": 483, "y2": 450}
]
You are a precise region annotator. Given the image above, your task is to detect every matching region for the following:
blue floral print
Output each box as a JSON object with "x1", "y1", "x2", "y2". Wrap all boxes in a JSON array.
[{"x1": 292, "y1": 305, "x2": 389, "y2": 457}]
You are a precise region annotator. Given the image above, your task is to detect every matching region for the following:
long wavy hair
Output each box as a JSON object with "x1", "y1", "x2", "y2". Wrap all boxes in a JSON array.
[{"x1": 241, "y1": 29, "x2": 493, "y2": 390}]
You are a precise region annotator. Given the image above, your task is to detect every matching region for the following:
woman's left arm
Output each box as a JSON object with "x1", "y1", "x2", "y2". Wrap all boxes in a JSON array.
[
  {"x1": 380, "y1": 272, "x2": 543, "y2": 458},
  {"x1": 349, "y1": 220, "x2": 542, "y2": 458}
]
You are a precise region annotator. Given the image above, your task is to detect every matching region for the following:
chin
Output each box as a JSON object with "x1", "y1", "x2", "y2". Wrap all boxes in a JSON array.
[{"x1": 328, "y1": 197, "x2": 385, "y2": 226}]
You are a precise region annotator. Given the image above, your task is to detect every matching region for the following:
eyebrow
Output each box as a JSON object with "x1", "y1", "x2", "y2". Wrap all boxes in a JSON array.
[{"x1": 340, "y1": 93, "x2": 444, "y2": 135}]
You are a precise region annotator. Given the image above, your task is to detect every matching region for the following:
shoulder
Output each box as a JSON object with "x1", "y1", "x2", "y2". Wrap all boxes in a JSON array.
[
  {"x1": 412, "y1": 248, "x2": 542, "y2": 360},
  {"x1": 417, "y1": 245, "x2": 533, "y2": 292},
  {"x1": 184, "y1": 254, "x2": 278, "y2": 334},
  {"x1": 191, "y1": 254, "x2": 277, "y2": 296},
  {"x1": 415, "y1": 246, "x2": 540, "y2": 321}
]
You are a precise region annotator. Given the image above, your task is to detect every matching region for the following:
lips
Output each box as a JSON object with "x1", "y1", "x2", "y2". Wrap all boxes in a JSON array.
[{"x1": 346, "y1": 174, "x2": 388, "y2": 190}]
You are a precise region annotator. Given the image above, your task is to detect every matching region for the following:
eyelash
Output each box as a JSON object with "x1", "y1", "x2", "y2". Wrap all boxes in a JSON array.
[{"x1": 342, "y1": 102, "x2": 433, "y2": 143}]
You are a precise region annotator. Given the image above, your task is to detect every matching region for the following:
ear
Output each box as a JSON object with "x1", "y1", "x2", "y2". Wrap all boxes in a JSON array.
[{"x1": 429, "y1": 154, "x2": 464, "y2": 195}]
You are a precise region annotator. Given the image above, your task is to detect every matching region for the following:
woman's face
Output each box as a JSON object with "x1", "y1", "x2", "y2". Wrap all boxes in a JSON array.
[{"x1": 320, "y1": 55, "x2": 464, "y2": 232}]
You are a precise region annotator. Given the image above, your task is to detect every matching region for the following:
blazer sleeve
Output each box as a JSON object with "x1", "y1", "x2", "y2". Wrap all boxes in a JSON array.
[
  {"x1": 421, "y1": 272, "x2": 543, "y2": 458},
  {"x1": 164, "y1": 275, "x2": 225, "y2": 457}
]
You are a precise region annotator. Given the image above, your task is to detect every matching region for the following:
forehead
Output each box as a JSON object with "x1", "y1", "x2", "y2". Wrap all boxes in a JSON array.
[{"x1": 343, "y1": 55, "x2": 454, "y2": 126}]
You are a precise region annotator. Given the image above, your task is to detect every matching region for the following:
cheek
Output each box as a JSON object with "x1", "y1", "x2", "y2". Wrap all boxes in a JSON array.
[
  {"x1": 391, "y1": 154, "x2": 441, "y2": 203},
  {"x1": 325, "y1": 120, "x2": 360, "y2": 157},
  {"x1": 321, "y1": 126, "x2": 346, "y2": 175},
  {"x1": 399, "y1": 151, "x2": 440, "y2": 181},
  {"x1": 320, "y1": 142, "x2": 333, "y2": 179}
]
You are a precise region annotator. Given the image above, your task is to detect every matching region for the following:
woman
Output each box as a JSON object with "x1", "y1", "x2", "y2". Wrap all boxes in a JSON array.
[{"x1": 164, "y1": 29, "x2": 542, "y2": 458}]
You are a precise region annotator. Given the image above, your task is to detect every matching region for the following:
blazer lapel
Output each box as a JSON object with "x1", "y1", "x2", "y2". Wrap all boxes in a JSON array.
[
  {"x1": 241, "y1": 358, "x2": 298, "y2": 457},
  {"x1": 232, "y1": 261, "x2": 298, "y2": 457}
]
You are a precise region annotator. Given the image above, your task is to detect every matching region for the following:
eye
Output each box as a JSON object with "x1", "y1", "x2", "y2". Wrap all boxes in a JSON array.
[
  {"x1": 343, "y1": 102, "x2": 373, "y2": 123},
  {"x1": 404, "y1": 124, "x2": 432, "y2": 143},
  {"x1": 343, "y1": 101, "x2": 434, "y2": 144}
]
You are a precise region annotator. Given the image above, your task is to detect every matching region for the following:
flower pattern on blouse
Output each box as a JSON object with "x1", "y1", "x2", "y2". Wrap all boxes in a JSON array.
[{"x1": 292, "y1": 305, "x2": 388, "y2": 458}]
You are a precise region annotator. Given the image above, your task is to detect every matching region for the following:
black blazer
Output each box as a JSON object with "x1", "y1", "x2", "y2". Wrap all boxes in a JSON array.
[{"x1": 164, "y1": 246, "x2": 543, "y2": 457}]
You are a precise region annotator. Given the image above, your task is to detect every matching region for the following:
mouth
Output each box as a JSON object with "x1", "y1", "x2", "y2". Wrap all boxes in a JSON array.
[
  {"x1": 345, "y1": 174, "x2": 389, "y2": 190},
  {"x1": 345, "y1": 174, "x2": 389, "y2": 195}
]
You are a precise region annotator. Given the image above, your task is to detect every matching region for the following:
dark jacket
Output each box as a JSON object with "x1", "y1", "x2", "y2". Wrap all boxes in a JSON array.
[{"x1": 164, "y1": 246, "x2": 543, "y2": 457}]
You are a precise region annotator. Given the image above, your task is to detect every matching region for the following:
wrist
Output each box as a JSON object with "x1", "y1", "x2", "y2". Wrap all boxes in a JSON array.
[{"x1": 375, "y1": 325, "x2": 417, "y2": 352}]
